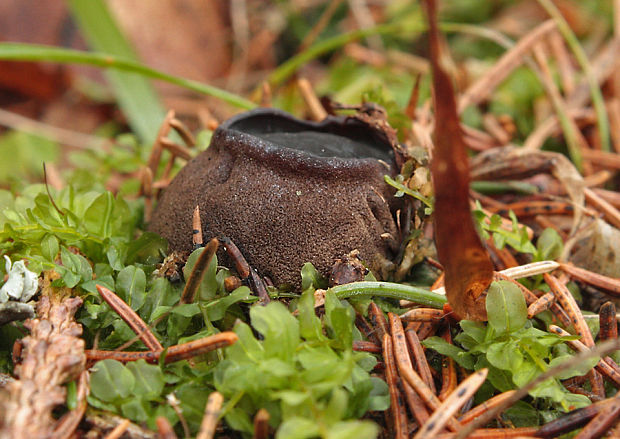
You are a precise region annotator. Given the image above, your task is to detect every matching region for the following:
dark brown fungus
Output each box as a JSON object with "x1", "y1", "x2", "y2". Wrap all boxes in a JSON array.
[{"x1": 149, "y1": 108, "x2": 401, "y2": 289}]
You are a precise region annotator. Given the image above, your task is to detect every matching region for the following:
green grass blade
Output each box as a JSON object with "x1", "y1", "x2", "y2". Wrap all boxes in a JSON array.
[
  {"x1": 67, "y1": 0, "x2": 165, "y2": 144},
  {"x1": 537, "y1": 0, "x2": 611, "y2": 152},
  {"x1": 0, "y1": 43, "x2": 257, "y2": 112}
]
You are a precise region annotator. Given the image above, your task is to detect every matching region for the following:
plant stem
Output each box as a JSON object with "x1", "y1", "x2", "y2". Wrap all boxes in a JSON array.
[{"x1": 329, "y1": 281, "x2": 447, "y2": 309}]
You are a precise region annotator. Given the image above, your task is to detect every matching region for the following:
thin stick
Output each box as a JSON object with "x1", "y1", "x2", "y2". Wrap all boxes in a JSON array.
[
  {"x1": 405, "y1": 326, "x2": 436, "y2": 394},
  {"x1": 86, "y1": 331, "x2": 238, "y2": 364},
  {"x1": 103, "y1": 419, "x2": 131, "y2": 439},
  {"x1": 574, "y1": 395, "x2": 620, "y2": 439},
  {"x1": 297, "y1": 77, "x2": 327, "y2": 121},
  {"x1": 459, "y1": 390, "x2": 517, "y2": 424},
  {"x1": 401, "y1": 308, "x2": 445, "y2": 322},
  {"x1": 389, "y1": 313, "x2": 460, "y2": 430},
  {"x1": 169, "y1": 118, "x2": 196, "y2": 147},
  {"x1": 561, "y1": 262, "x2": 620, "y2": 298},
  {"x1": 414, "y1": 369, "x2": 488, "y2": 439},
  {"x1": 382, "y1": 334, "x2": 409, "y2": 439},
  {"x1": 439, "y1": 328, "x2": 457, "y2": 401},
  {"x1": 180, "y1": 238, "x2": 219, "y2": 304},
  {"x1": 584, "y1": 187, "x2": 620, "y2": 230},
  {"x1": 147, "y1": 110, "x2": 175, "y2": 175},
  {"x1": 160, "y1": 137, "x2": 192, "y2": 161},
  {"x1": 600, "y1": 302, "x2": 618, "y2": 341},
  {"x1": 96, "y1": 285, "x2": 163, "y2": 351},
  {"x1": 192, "y1": 206, "x2": 204, "y2": 249},
  {"x1": 544, "y1": 273, "x2": 594, "y2": 347},
  {"x1": 253, "y1": 408, "x2": 270, "y2": 439},
  {"x1": 458, "y1": 20, "x2": 556, "y2": 112},
  {"x1": 197, "y1": 392, "x2": 224, "y2": 439},
  {"x1": 156, "y1": 416, "x2": 178, "y2": 439},
  {"x1": 527, "y1": 291, "x2": 556, "y2": 318}
]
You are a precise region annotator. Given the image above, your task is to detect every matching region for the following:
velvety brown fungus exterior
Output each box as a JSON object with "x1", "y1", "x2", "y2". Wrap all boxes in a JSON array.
[{"x1": 149, "y1": 108, "x2": 400, "y2": 289}]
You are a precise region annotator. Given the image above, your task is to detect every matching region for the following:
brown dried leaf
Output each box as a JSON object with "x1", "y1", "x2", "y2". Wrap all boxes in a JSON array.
[{"x1": 425, "y1": 0, "x2": 494, "y2": 321}]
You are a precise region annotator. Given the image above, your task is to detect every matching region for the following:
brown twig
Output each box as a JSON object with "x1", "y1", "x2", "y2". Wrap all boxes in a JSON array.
[
  {"x1": 527, "y1": 291, "x2": 556, "y2": 318},
  {"x1": 96, "y1": 285, "x2": 163, "y2": 351},
  {"x1": 414, "y1": 369, "x2": 488, "y2": 439},
  {"x1": 85, "y1": 331, "x2": 238, "y2": 364},
  {"x1": 103, "y1": 419, "x2": 131, "y2": 439},
  {"x1": 297, "y1": 77, "x2": 327, "y2": 121},
  {"x1": 51, "y1": 371, "x2": 89, "y2": 439},
  {"x1": 599, "y1": 302, "x2": 618, "y2": 341},
  {"x1": 382, "y1": 334, "x2": 409, "y2": 439},
  {"x1": 459, "y1": 390, "x2": 516, "y2": 425},
  {"x1": 405, "y1": 326, "x2": 436, "y2": 394},
  {"x1": 218, "y1": 237, "x2": 270, "y2": 304},
  {"x1": 180, "y1": 238, "x2": 219, "y2": 305},
  {"x1": 584, "y1": 187, "x2": 620, "y2": 230},
  {"x1": 156, "y1": 416, "x2": 178, "y2": 439},
  {"x1": 169, "y1": 118, "x2": 196, "y2": 148},
  {"x1": 401, "y1": 308, "x2": 446, "y2": 322},
  {"x1": 253, "y1": 408, "x2": 270, "y2": 439},
  {"x1": 439, "y1": 328, "x2": 457, "y2": 401},
  {"x1": 192, "y1": 206, "x2": 204, "y2": 249},
  {"x1": 196, "y1": 391, "x2": 224, "y2": 439},
  {"x1": 389, "y1": 312, "x2": 460, "y2": 430}
]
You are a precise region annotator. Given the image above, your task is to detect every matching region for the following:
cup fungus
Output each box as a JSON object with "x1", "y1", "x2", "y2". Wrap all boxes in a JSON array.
[{"x1": 150, "y1": 108, "x2": 402, "y2": 289}]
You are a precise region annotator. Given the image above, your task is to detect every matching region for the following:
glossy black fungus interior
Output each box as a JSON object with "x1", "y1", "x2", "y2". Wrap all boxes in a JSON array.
[{"x1": 149, "y1": 108, "x2": 400, "y2": 289}]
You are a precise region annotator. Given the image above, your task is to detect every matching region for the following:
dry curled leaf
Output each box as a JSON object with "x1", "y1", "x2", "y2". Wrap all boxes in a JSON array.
[{"x1": 425, "y1": 0, "x2": 494, "y2": 321}]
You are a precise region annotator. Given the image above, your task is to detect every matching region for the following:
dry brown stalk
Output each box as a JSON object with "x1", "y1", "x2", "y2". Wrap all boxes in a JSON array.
[
  {"x1": 584, "y1": 187, "x2": 620, "y2": 230},
  {"x1": 382, "y1": 334, "x2": 409, "y2": 439},
  {"x1": 297, "y1": 77, "x2": 327, "y2": 121},
  {"x1": 104, "y1": 419, "x2": 131, "y2": 439},
  {"x1": 388, "y1": 312, "x2": 460, "y2": 430},
  {"x1": 192, "y1": 205, "x2": 204, "y2": 248},
  {"x1": 180, "y1": 238, "x2": 219, "y2": 304},
  {"x1": 573, "y1": 394, "x2": 620, "y2": 439},
  {"x1": 196, "y1": 391, "x2": 224, "y2": 439},
  {"x1": 401, "y1": 307, "x2": 445, "y2": 322},
  {"x1": 252, "y1": 408, "x2": 270, "y2": 439},
  {"x1": 560, "y1": 262, "x2": 620, "y2": 298},
  {"x1": 438, "y1": 329, "x2": 457, "y2": 401},
  {"x1": 414, "y1": 369, "x2": 488, "y2": 439},
  {"x1": 599, "y1": 302, "x2": 618, "y2": 341},
  {"x1": 140, "y1": 166, "x2": 154, "y2": 223},
  {"x1": 169, "y1": 118, "x2": 196, "y2": 148},
  {"x1": 96, "y1": 285, "x2": 163, "y2": 351},
  {"x1": 160, "y1": 137, "x2": 193, "y2": 161},
  {"x1": 0, "y1": 272, "x2": 86, "y2": 438},
  {"x1": 459, "y1": 390, "x2": 516, "y2": 425},
  {"x1": 155, "y1": 416, "x2": 178, "y2": 439},
  {"x1": 85, "y1": 331, "x2": 238, "y2": 364},
  {"x1": 547, "y1": 30, "x2": 576, "y2": 95},
  {"x1": 405, "y1": 326, "x2": 436, "y2": 394},
  {"x1": 437, "y1": 427, "x2": 539, "y2": 439},
  {"x1": 458, "y1": 20, "x2": 556, "y2": 112},
  {"x1": 544, "y1": 273, "x2": 595, "y2": 347},
  {"x1": 147, "y1": 109, "x2": 175, "y2": 176},
  {"x1": 527, "y1": 291, "x2": 556, "y2": 318},
  {"x1": 368, "y1": 302, "x2": 389, "y2": 341}
]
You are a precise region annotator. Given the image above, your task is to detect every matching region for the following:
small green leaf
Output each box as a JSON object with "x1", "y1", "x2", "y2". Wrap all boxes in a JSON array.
[
  {"x1": 126, "y1": 359, "x2": 164, "y2": 399},
  {"x1": 277, "y1": 417, "x2": 321, "y2": 439},
  {"x1": 298, "y1": 289, "x2": 325, "y2": 342},
  {"x1": 90, "y1": 359, "x2": 135, "y2": 402},
  {"x1": 301, "y1": 262, "x2": 327, "y2": 292},
  {"x1": 116, "y1": 265, "x2": 146, "y2": 310},
  {"x1": 486, "y1": 280, "x2": 527, "y2": 334},
  {"x1": 325, "y1": 420, "x2": 379, "y2": 439},
  {"x1": 40, "y1": 234, "x2": 59, "y2": 261},
  {"x1": 548, "y1": 354, "x2": 600, "y2": 380},
  {"x1": 536, "y1": 228, "x2": 564, "y2": 261},
  {"x1": 251, "y1": 302, "x2": 300, "y2": 362},
  {"x1": 205, "y1": 286, "x2": 252, "y2": 321},
  {"x1": 121, "y1": 397, "x2": 150, "y2": 422}
]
